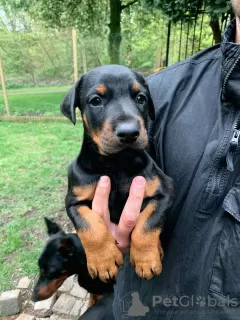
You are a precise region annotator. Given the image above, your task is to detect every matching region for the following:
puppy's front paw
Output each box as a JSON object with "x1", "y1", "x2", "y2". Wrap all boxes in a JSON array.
[
  {"x1": 87, "y1": 242, "x2": 123, "y2": 283},
  {"x1": 130, "y1": 227, "x2": 163, "y2": 280},
  {"x1": 130, "y1": 244, "x2": 162, "y2": 280}
]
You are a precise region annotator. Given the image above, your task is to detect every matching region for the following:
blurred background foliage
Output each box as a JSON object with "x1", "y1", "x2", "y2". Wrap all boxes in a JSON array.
[
  {"x1": 0, "y1": 0, "x2": 234, "y2": 291},
  {"x1": 0, "y1": 0, "x2": 232, "y2": 88}
]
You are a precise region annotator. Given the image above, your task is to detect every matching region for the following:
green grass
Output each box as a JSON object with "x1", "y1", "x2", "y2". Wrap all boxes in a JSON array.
[
  {"x1": 0, "y1": 85, "x2": 71, "y2": 94},
  {"x1": 0, "y1": 121, "x2": 83, "y2": 291},
  {"x1": 0, "y1": 91, "x2": 67, "y2": 116}
]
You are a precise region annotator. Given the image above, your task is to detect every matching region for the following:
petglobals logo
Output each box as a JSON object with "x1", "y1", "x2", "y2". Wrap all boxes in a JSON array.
[
  {"x1": 152, "y1": 295, "x2": 239, "y2": 308},
  {"x1": 120, "y1": 292, "x2": 239, "y2": 318},
  {"x1": 121, "y1": 291, "x2": 150, "y2": 318}
]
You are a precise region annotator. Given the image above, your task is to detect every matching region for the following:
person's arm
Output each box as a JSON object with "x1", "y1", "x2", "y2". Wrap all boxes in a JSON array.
[{"x1": 92, "y1": 176, "x2": 146, "y2": 253}]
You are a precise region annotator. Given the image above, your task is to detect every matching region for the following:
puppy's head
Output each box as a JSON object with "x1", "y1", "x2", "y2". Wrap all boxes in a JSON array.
[
  {"x1": 32, "y1": 218, "x2": 77, "y2": 302},
  {"x1": 61, "y1": 65, "x2": 155, "y2": 155}
]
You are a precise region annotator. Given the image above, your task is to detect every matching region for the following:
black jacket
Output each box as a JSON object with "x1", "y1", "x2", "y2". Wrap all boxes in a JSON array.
[{"x1": 113, "y1": 20, "x2": 240, "y2": 320}]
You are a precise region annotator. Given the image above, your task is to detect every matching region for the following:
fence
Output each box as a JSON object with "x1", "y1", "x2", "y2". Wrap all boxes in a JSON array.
[
  {"x1": 0, "y1": 12, "x2": 230, "y2": 120},
  {"x1": 163, "y1": 12, "x2": 231, "y2": 66}
]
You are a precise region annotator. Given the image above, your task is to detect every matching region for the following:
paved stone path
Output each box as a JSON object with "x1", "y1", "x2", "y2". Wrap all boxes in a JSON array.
[{"x1": 0, "y1": 276, "x2": 89, "y2": 320}]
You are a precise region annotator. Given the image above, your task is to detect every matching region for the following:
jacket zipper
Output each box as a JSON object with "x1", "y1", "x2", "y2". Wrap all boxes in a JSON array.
[
  {"x1": 198, "y1": 50, "x2": 240, "y2": 208},
  {"x1": 212, "y1": 111, "x2": 240, "y2": 193},
  {"x1": 222, "y1": 54, "x2": 240, "y2": 97},
  {"x1": 226, "y1": 114, "x2": 240, "y2": 172},
  {"x1": 221, "y1": 53, "x2": 240, "y2": 171},
  {"x1": 230, "y1": 116, "x2": 240, "y2": 150}
]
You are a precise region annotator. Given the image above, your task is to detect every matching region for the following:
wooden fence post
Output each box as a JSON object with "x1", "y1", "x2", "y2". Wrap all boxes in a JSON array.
[
  {"x1": 0, "y1": 56, "x2": 10, "y2": 115},
  {"x1": 72, "y1": 28, "x2": 78, "y2": 82}
]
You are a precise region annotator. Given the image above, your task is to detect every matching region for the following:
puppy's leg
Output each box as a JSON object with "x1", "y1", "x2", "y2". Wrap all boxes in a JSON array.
[
  {"x1": 67, "y1": 183, "x2": 123, "y2": 283},
  {"x1": 130, "y1": 175, "x2": 174, "y2": 280},
  {"x1": 75, "y1": 206, "x2": 123, "y2": 282}
]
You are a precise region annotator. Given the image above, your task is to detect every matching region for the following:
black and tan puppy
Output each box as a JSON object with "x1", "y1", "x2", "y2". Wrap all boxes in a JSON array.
[
  {"x1": 32, "y1": 218, "x2": 114, "y2": 304},
  {"x1": 61, "y1": 65, "x2": 174, "y2": 282}
]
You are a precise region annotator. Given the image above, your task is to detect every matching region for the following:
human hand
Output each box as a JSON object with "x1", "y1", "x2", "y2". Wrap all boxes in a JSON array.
[{"x1": 92, "y1": 176, "x2": 146, "y2": 253}]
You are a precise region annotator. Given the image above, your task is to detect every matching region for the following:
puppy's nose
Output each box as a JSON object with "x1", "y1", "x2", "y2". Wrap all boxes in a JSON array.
[{"x1": 115, "y1": 122, "x2": 140, "y2": 143}]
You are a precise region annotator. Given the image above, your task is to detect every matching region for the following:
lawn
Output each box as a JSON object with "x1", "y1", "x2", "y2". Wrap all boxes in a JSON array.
[
  {"x1": 0, "y1": 121, "x2": 83, "y2": 291},
  {"x1": 0, "y1": 86, "x2": 71, "y2": 116},
  {"x1": 0, "y1": 85, "x2": 70, "y2": 94}
]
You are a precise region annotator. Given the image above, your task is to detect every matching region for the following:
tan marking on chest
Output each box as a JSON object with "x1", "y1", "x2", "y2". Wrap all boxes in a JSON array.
[{"x1": 73, "y1": 183, "x2": 97, "y2": 202}]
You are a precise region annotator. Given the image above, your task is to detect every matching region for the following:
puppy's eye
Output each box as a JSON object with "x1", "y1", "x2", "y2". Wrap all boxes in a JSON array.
[
  {"x1": 90, "y1": 96, "x2": 102, "y2": 107},
  {"x1": 136, "y1": 94, "x2": 147, "y2": 105}
]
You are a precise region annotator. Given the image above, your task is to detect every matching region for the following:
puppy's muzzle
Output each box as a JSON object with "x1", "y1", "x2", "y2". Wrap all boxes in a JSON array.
[{"x1": 115, "y1": 122, "x2": 140, "y2": 144}]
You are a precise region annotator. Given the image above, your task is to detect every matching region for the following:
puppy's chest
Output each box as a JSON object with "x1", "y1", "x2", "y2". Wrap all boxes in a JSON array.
[{"x1": 108, "y1": 176, "x2": 132, "y2": 224}]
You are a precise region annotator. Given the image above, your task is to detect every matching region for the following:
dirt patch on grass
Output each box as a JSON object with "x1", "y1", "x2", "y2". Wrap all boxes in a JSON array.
[
  {"x1": 0, "y1": 215, "x2": 11, "y2": 227},
  {"x1": 4, "y1": 251, "x2": 18, "y2": 265},
  {"x1": 50, "y1": 208, "x2": 75, "y2": 233},
  {"x1": 23, "y1": 208, "x2": 37, "y2": 218}
]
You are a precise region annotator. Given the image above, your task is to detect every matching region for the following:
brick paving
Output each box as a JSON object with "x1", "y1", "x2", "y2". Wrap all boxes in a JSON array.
[{"x1": 0, "y1": 276, "x2": 89, "y2": 320}]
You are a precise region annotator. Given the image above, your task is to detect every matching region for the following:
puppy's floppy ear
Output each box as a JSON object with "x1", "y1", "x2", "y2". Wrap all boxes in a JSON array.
[
  {"x1": 60, "y1": 76, "x2": 84, "y2": 125},
  {"x1": 44, "y1": 217, "x2": 63, "y2": 236}
]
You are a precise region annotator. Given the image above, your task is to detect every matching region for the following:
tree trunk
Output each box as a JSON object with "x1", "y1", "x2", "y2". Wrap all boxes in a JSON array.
[
  {"x1": 108, "y1": 0, "x2": 122, "y2": 64},
  {"x1": 30, "y1": 70, "x2": 38, "y2": 86},
  {"x1": 209, "y1": 16, "x2": 222, "y2": 44}
]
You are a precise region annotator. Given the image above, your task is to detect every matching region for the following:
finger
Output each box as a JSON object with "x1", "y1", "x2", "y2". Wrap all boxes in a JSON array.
[
  {"x1": 92, "y1": 176, "x2": 111, "y2": 226},
  {"x1": 116, "y1": 176, "x2": 146, "y2": 250},
  {"x1": 109, "y1": 221, "x2": 117, "y2": 239}
]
